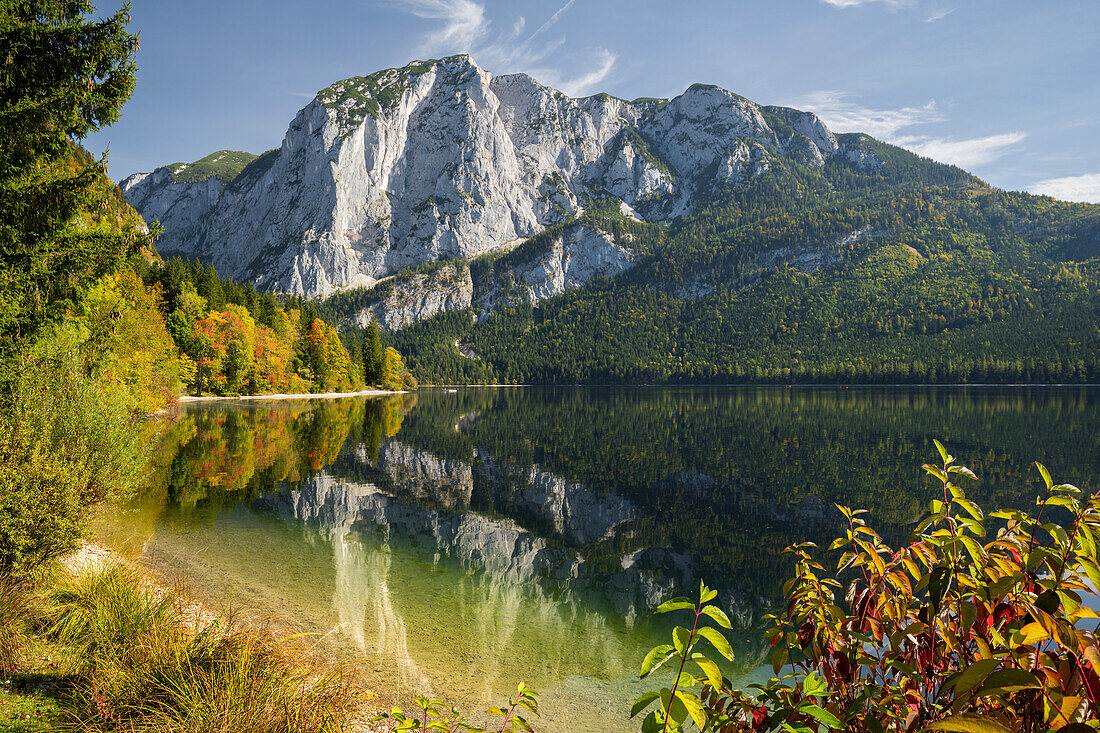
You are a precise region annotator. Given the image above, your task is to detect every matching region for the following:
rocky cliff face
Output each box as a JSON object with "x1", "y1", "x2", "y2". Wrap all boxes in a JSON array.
[
  {"x1": 120, "y1": 168, "x2": 222, "y2": 253},
  {"x1": 340, "y1": 220, "x2": 637, "y2": 330},
  {"x1": 351, "y1": 262, "x2": 474, "y2": 331},
  {"x1": 122, "y1": 54, "x2": 859, "y2": 303},
  {"x1": 474, "y1": 222, "x2": 637, "y2": 321}
]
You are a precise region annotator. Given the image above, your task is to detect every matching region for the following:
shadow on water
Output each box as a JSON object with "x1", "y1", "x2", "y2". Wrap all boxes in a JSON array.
[{"x1": 95, "y1": 387, "x2": 1100, "y2": 732}]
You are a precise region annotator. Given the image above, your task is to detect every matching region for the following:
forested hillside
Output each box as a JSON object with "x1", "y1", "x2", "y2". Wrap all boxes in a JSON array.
[{"x1": 354, "y1": 140, "x2": 1100, "y2": 384}]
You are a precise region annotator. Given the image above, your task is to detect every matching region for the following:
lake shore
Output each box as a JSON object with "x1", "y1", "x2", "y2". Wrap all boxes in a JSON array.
[{"x1": 178, "y1": 388, "x2": 405, "y2": 403}]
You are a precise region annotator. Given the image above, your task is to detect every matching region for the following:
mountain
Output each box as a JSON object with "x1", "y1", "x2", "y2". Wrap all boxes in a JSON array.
[
  {"x1": 122, "y1": 54, "x2": 868, "y2": 298},
  {"x1": 123, "y1": 55, "x2": 1100, "y2": 384}
]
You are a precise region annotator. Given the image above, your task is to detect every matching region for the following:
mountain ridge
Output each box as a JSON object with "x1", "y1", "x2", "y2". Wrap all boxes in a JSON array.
[{"x1": 121, "y1": 54, "x2": 901, "y2": 298}]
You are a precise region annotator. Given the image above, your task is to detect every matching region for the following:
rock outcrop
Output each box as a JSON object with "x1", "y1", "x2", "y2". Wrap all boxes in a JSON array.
[
  {"x1": 474, "y1": 223, "x2": 636, "y2": 320},
  {"x1": 351, "y1": 262, "x2": 474, "y2": 331}
]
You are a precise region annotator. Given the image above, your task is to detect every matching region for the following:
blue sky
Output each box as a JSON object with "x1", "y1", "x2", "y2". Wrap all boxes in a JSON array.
[{"x1": 86, "y1": 0, "x2": 1100, "y2": 202}]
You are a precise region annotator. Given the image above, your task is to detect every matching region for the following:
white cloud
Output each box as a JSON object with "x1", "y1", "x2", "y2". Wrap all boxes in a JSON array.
[
  {"x1": 529, "y1": 0, "x2": 575, "y2": 39},
  {"x1": 1027, "y1": 173, "x2": 1100, "y2": 203},
  {"x1": 924, "y1": 7, "x2": 955, "y2": 22},
  {"x1": 538, "y1": 49, "x2": 617, "y2": 97},
  {"x1": 892, "y1": 132, "x2": 1027, "y2": 167},
  {"x1": 792, "y1": 90, "x2": 1026, "y2": 169},
  {"x1": 399, "y1": 0, "x2": 488, "y2": 52},
  {"x1": 392, "y1": 0, "x2": 615, "y2": 95},
  {"x1": 791, "y1": 90, "x2": 942, "y2": 138},
  {"x1": 820, "y1": 0, "x2": 912, "y2": 7}
]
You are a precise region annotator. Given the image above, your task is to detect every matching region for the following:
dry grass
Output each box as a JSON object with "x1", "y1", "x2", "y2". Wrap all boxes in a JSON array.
[{"x1": 47, "y1": 563, "x2": 364, "y2": 732}]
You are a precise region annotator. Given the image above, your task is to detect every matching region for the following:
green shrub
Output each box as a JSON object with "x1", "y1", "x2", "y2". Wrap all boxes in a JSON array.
[
  {"x1": 0, "y1": 440, "x2": 85, "y2": 576},
  {"x1": 0, "y1": 326, "x2": 151, "y2": 575}
]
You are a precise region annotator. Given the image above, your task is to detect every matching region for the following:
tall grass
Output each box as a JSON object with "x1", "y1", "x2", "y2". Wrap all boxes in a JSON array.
[
  {"x1": 0, "y1": 573, "x2": 36, "y2": 676},
  {"x1": 50, "y1": 564, "x2": 358, "y2": 732}
]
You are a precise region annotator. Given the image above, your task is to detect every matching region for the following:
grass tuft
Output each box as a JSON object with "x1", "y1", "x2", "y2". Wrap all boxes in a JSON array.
[
  {"x1": 0, "y1": 574, "x2": 33, "y2": 677},
  {"x1": 46, "y1": 564, "x2": 358, "y2": 732}
]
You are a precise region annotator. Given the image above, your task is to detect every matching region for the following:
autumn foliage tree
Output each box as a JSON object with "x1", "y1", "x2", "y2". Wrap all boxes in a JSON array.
[{"x1": 305, "y1": 318, "x2": 359, "y2": 393}]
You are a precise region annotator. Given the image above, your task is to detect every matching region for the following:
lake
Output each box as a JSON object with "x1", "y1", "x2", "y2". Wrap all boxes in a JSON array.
[{"x1": 95, "y1": 387, "x2": 1100, "y2": 732}]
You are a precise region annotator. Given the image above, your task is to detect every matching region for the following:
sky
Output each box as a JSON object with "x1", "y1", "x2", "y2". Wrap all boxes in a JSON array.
[{"x1": 85, "y1": 0, "x2": 1100, "y2": 202}]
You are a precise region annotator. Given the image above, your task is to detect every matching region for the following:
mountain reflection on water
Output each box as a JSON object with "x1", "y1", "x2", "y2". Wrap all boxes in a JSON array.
[{"x1": 99, "y1": 387, "x2": 1099, "y2": 731}]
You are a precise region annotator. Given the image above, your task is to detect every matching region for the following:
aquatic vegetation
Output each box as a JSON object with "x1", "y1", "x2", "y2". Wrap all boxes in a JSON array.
[{"x1": 371, "y1": 683, "x2": 539, "y2": 732}]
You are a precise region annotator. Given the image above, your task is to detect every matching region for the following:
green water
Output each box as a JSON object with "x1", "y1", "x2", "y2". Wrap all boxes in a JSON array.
[{"x1": 96, "y1": 387, "x2": 1099, "y2": 731}]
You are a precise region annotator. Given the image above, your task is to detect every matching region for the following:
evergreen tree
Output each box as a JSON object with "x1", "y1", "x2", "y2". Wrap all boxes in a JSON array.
[
  {"x1": 0, "y1": 0, "x2": 143, "y2": 359},
  {"x1": 197, "y1": 263, "x2": 225, "y2": 310},
  {"x1": 363, "y1": 319, "x2": 384, "y2": 386}
]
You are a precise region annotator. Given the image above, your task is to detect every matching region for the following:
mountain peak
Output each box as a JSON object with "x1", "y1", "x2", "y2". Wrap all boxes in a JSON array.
[
  {"x1": 315, "y1": 54, "x2": 488, "y2": 128},
  {"x1": 153, "y1": 150, "x2": 259, "y2": 185}
]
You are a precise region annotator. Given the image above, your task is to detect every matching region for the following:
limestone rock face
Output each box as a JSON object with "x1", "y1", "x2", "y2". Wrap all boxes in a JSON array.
[
  {"x1": 475, "y1": 223, "x2": 636, "y2": 319},
  {"x1": 122, "y1": 55, "x2": 852, "y2": 300},
  {"x1": 352, "y1": 263, "x2": 474, "y2": 331},
  {"x1": 120, "y1": 169, "x2": 222, "y2": 253}
]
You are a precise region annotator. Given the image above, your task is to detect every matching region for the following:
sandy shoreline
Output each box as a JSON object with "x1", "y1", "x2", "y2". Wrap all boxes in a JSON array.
[{"x1": 178, "y1": 389, "x2": 404, "y2": 403}]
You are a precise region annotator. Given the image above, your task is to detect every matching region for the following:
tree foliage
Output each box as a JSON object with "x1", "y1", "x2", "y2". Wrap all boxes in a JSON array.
[
  {"x1": 363, "y1": 319, "x2": 384, "y2": 386},
  {"x1": 139, "y1": 257, "x2": 389, "y2": 395},
  {"x1": 0, "y1": 324, "x2": 155, "y2": 574},
  {"x1": 0, "y1": 0, "x2": 158, "y2": 575},
  {"x1": 0, "y1": 0, "x2": 144, "y2": 354}
]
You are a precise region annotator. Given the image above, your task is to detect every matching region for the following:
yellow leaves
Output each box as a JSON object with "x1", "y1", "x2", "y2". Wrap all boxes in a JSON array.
[
  {"x1": 853, "y1": 538, "x2": 888, "y2": 578},
  {"x1": 1080, "y1": 642, "x2": 1100, "y2": 673},
  {"x1": 900, "y1": 556, "x2": 922, "y2": 580},
  {"x1": 1013, "y1": 622, "x2": 1051, "y2": 647}
]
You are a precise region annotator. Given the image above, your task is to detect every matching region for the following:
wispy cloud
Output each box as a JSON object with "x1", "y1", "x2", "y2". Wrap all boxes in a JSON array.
[
  {"x1": 538, "y1": 49, "x2": 617, "y2": 97},
  {"x1": 399, "y1": 0, "x2": 488, "y2": 51},
  {"x1": 1027, "y1": 173, "x2": 1100, "y2": 203},
  {"x1": 391, "y1": 0, "x2": 615, "y2": 95},
  {"x1": 892, "y1": 132, "x2": 1027, "y2": 167},
  {"x1": 791, "y1": 90, "x2": 942, "y2": 138},
  {"x1": 924, "y1": 7, "x2": 955, "y2": 22},
  {"x1": 819, "y1": 0, "x2": 913, "y2": 8},
  {"x1": 793, "y1": 90, "x2": 1025, "y2": 168},
  {"x1": 529, "y1": 0, "x2": 575, "y2": 39}
]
